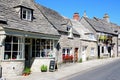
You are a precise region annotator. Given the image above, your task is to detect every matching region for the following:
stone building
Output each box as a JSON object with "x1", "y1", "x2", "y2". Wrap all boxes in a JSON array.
[
  {"x1": 0, "y1": 0, "x2": 80, "y2": 76},
  {"x1": 71, "y1": 13, "x2": 97, "y2": 61},
  {"x1": 80, "y1": 14, "x2": 118, "y2": 58}
]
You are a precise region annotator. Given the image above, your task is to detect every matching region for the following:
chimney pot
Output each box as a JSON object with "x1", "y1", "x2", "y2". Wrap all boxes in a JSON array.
[
  {"x1": 73, "y1": 13, "x2": 80, "y2": 21},
  {"x1": 103, "y1": 14, "x2": 110, "y2": 23}
]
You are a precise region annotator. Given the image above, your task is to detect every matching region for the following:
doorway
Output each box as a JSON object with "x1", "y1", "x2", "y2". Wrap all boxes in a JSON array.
[
  {"x1": 74, "y1": 48, "x2": 78, "y2": 62},
  {"x1": 25, "y1": 45, "x2": 31, "y2": 67},
  {"x1": 98, "y1": 45, "x2": 100, "y2": 58}
]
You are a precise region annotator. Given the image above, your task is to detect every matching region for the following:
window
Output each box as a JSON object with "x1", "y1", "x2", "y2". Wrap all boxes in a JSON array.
[
  {"x1": 62, "y1": 48, "x2": 72, "y2": 55},
  {"x1": 82, "y1": 46, "x2": 87, "y2": 52},
  {"x1": 89, "y1": 33, "x2": 95, "y2": 40},
  {"x1": 67, "y1": 26, "x2": 73, "y2": 38},
  {"x1": 4, "y1": 36, "x2": 24, "y2": 60},
  {"x1": 22, "y1": 8, "x2": 32, "y2": 21},
  {"x1": 32, "y1": 39, "x2": 54, "y2": 58}
]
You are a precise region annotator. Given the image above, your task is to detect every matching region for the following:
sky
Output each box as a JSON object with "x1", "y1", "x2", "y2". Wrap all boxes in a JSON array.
[{"x1": 35, "y1": 0, "x2": 120, "y2": 25}]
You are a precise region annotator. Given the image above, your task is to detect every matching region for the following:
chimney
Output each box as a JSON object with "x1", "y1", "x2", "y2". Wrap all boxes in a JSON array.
[
  {"x1": 103, "y1": 14, "x2": 110, "y2": 23},
  {"x1": 73, "y1": 13, "x2": 80, "y2": 21},
  {"x1": 83, "y1": 11, "x2": 88, "y2": 18}
]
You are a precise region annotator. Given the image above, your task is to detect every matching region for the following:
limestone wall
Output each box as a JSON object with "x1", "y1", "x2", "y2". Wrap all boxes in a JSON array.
[
  {"x1": 31, "y1": 58, "x2": 55, "y2": 72},
  {"x1": 1, "y1": 60, "x2": 24, "y2": 77}
]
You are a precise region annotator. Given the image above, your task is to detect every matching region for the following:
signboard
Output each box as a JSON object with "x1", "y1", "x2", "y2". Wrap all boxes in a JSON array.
[{"x1": 49, "y1": 60, "x2": 55, "y2": 72}]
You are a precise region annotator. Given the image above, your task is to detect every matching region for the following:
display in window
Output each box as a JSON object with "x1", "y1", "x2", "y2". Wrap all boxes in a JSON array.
[
  {"x1": 5, "y1": 43, "x2": 11, "y2": 51},
  {"x1": 13, "y1": 36, "x2": 18, "y2": 42}
]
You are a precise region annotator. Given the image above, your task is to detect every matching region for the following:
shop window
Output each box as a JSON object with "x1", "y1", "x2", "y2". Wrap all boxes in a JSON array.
[
  {"x1": 4, "y1": 36, "x2": 24, "y2": 60},
  {"x1": 32, "y1": 39, "x2": 54, "y2": 58}
]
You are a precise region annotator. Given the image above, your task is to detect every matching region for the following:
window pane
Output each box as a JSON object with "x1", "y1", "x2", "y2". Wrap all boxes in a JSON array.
[
  {"x1": 36, "y1": 52, "x2": 40, "y2": 57},
  {"x1": 12, "y1": 52, "x2": 17, "y2": 59},
  {"x1": 4, "y1": 52, "x2": 11, "y2": 59},
  {"x1": 13, "y1": 36, "x2": 18, "y2": 43},
  {"x1": 5, "y1": 36, "x2": 12, "y2": 42},
  {"x1": 27, "y1": 10, "x2": 31, "y2": 20},
  {"x1": 5, "y1": 43, "x2": 11, "y2": 51},
  {"x1": 62, "y1": 49, "x2": 65, "y2": 54},
  {"x1": 13, "y1": 44, "x2": 18, "y2": 51},
  {"x1": 23, "y1": 10, "x2": 26, "y2": 19}
]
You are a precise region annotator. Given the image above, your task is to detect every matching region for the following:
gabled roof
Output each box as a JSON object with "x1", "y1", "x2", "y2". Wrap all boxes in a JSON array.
[
  {"x1": 0, "y1": 0, "x2": 60, "y2": 36},
  {"x1": 82, "y1": 17, "x2": 118, "y2": 35},
  {"x1": 35, "y1": 3, "x2": 79, "y2": 35},
  {"x1": 0, "y1": 0, "x2": 79, "y2": 37},
  {"x1": 71, "y1": 19, "x2": 97, "y2": 41}
]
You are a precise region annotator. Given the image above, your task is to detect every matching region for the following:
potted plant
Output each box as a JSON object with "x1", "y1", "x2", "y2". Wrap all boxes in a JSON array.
[
  {"x1": 41, "y1": 64, "x2": 47, "y2": 72},
  {"x1": 23, "y1": 67, "x2": 31, "y2": 76}
]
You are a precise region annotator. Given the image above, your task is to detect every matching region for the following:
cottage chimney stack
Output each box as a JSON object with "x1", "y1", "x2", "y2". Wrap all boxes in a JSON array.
[
  {"x1": 73, "y1": 13, "x2": 80, "y2": 21},
  {"x1": 83, "y1": 11, "x2": 88, "y2": 18},
  {"x1": 103, "y1": 14, "x2": 110, "y2": 23}
]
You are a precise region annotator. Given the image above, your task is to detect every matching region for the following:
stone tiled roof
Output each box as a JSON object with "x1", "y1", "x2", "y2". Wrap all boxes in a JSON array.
[
  {"x1": 35, "y1": 4, "x2": 79, "y2": 35},
  {"x1": 0, "y1": 0, "x2": 79, "y2": 37},
  {"x1": 0, "y1": 0, "x2": 59, "y2": 36},
  {"x1": 83, "y1": 17, "x2": 118, "y2": 35}
]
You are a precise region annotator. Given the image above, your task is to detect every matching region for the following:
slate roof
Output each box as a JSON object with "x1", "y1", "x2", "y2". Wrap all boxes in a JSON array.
[
  {"x1": 0, "y1": 0, "x2": 79, "y2": 37},
  {"x1": 83, "y1": 17, "x2": 118, "y2": 35},
  {"x1": 35, "y1": 3, "x2": 79, "y2": 35},
  {"x1": 71, "y1": 19, "x2": 97, "y2": 41}
]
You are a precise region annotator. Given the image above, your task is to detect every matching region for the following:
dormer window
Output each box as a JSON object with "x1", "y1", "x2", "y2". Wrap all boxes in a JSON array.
[
  {"x1": 22, "y1": 8, "x2": 32, "y2": 21},
  {"x1": 67, "y1": 26, "x2": 73, "y2": 38}
]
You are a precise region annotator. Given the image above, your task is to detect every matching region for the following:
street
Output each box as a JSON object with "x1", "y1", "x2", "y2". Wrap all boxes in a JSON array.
[{"x1": 64, "y1": 59, "x2": 120, "y2": 80}]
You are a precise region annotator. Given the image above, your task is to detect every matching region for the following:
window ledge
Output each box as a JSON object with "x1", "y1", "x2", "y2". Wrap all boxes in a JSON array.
[
  {"x1": 2, "y1": 59, "x2": 25, "y2": 62},
  {"x1": 35, "y1": 57, "x2": 55, "y2": 59}
]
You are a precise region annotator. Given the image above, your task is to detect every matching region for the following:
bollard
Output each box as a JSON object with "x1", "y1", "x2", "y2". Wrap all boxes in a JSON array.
[{"x1": 0, "y1": 65, "x2": 2, "y2": 78}]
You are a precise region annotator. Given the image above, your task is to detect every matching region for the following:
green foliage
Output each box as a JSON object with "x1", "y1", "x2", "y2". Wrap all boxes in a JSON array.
[
  {"x1": 41, "y1": 64, "x2": 47, "y2": 72},
  {"x1": 23, "y1": 67, "x2": 31, "y2": 74},
  {"x1": 79, "y1": 58, "x2": 82, "y2": 63}
]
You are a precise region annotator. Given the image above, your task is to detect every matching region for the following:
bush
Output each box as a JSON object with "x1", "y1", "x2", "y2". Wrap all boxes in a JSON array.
[{"x1": 41, "y1": 65, "x2": 47, "y2": 72}]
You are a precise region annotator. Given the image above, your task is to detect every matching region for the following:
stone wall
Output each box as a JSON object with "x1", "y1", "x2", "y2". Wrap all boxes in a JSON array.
[
  {"x1": 58, "y1": 34, "x2": 80, "y2": 63},
  {"x1": 1, "y1": 60, "x2": 24, "y2": 77},
  {"x1": 80, "y1": 40, "x2": 97, "y2": 61},
  {"x1": 31, "y1": 58, "x2": 55, "y2": 72}
]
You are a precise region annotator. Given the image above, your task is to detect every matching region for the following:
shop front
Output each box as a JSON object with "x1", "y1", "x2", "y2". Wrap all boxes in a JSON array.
[{"x1": 0, "y1": 30, "x2": 60, "y2": 76}]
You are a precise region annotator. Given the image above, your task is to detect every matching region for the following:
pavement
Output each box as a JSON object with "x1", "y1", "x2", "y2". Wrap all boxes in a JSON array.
[{"x1": 5, "y1": 57, "x2": 120, "y2": 80}]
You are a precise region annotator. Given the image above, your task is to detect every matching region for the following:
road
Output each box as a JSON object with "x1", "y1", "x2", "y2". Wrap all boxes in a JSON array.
[{"x1": 64, "y1": 59, "x2": 120, "y2": 80}]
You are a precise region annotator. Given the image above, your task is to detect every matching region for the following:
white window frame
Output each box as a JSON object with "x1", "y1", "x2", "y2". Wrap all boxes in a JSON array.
[
  {"x1": 22, "y1": 8, "x2": 32, "y2": 21},
  {"x1": 67, "y1": 26, "x2": 73, "y2": 38},
  {"x1": 62, "y1": 48, "x2": 72, "y2": 55},
  {"x1": 4, "y1": 36, "x2": 24, "y2": 60},
  {"x1": 32, "y1": 39, "x2": 54, "y2": 58}
]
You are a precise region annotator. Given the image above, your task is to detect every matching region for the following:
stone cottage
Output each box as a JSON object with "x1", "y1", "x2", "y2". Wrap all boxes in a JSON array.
[
  {"x1": 80, "y1": 14, "x2": 118, "y2": 58},
  {"x1": 71, "y1": 13, "x2": 97, "y2": 61}
]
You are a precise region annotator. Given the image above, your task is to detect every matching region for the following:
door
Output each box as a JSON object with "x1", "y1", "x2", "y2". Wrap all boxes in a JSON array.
[
  {"x1": 25, "y1": 45, "x2": 31, "y2": 67},
  {"x1": 74, "y1": 48, "x2": 78, "y2": 62},
  {"x1": 98, "y1": 45, "x2": 100, "y2": 58}
]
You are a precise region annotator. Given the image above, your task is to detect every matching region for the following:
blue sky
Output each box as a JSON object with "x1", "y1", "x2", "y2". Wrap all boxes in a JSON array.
[{"x1": 35, "y1": 0, "x2": 120, "y2": 25}]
